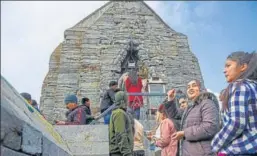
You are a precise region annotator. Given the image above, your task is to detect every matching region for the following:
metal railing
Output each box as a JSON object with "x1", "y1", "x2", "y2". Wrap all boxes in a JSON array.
[{"x1": 90, "y1": 92, "x2": 167, "y2": 126}]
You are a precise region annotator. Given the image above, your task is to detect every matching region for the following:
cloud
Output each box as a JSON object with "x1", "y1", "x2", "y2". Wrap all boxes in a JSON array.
[
  {"x1": 1, "y1": 1, "x2": 221, "y2": 105},
  {"x1": 1, "y1": 1, "x2": 160, "y2": 104},
  {"x1": 1, "y1": 1, "x2": 108, "y2": 103},
  {"x1": 151, "y1": 1, "x2": 222, "y2": 38}
]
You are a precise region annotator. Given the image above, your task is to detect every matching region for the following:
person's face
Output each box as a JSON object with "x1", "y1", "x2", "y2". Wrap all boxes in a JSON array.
[
  {"x1": 86, "y1": 100, "x2": 91, "y2": 107},
  {"x1": 66, "y1": 103, "x2": 77, "y2": 110},
  {"x1": 224, "y1": 59, "x2": 248, "y2": 83},
  {"x1": 179, "y1": 98, "x2": 188, "y2": 110},
  {"x1": 187, "y1": 80, "x2": 200, "y2": 100},
  {"x1": 111, "y1": 85, "x2": 118, "y2": 90},
  {"x1": 27, "y1": 100, "x2": 32, "y2": 105},
  {"x1": 161, "y1": 112, "x2": 167, "y2": 120}
]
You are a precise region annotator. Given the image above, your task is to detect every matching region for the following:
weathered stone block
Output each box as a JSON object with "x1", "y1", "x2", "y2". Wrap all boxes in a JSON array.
[
  {"x1": 1, "y1": 146, "x2": 30, "y2": 156},
  {"x1": 42, "y1": 137, "x2": 71, "y2": 156},
  {"x1": 54, "y1": 125, "x2": 109, "y2": 156},
  {"x1": 21, "y1": 124, "x2": 42, "y2": 154},
  {"x1": 55, "y1": 125, "x2": 108, "y2": 142},
  {"x1": 2, "y1": 130, "x2": 22, "y2": 151}
]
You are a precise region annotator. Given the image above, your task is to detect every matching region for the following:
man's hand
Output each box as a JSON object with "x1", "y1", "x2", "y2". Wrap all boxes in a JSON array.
[
  {"x1": 55, "y1": 120, "x2": 66, "y2": 125},
  {"x1": 167, "y1": 89, "x2": 176, "y2": 101},
  {"x1": 171, "y1": 131, "x2": 185, "y2": 140}
]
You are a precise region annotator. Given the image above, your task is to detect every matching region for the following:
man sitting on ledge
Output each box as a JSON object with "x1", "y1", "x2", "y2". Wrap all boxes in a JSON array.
[{"x1": 56, "y1": 94, "x2": 87, "y2": 125}]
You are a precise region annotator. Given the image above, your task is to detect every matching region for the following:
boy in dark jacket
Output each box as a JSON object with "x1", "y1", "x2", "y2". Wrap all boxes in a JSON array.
[{"x1": 56, "y1": 94, "x2": 87, "y2": 125}]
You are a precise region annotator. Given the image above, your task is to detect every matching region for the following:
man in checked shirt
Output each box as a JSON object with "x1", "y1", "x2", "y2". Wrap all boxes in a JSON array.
[{"x1": 211, "y1": 51, "x2": 257, "y2": 155}]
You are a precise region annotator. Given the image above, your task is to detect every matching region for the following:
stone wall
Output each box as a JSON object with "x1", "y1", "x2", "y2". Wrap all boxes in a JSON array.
[
  {"x1": 40, "y1": 1, "x2": 204, "y2": 123},
  {"x1": 1, "y1": 75, "x2": 72, "y2": 156}
]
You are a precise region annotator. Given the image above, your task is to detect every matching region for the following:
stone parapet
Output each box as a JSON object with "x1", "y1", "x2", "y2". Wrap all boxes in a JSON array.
[{"x1": 1, "y1": 75, "x2": 72, "y2": 156}]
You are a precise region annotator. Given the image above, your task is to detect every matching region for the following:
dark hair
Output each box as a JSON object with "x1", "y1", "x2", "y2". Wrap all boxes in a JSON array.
[
  {"x1": 31, "y1": 99, "x2": 38, "y2": 106},
  {"x1": 20, "y1": 92, "x2": 31, "y2": 101},
  {"x1": 109, "y1": 81, "x2": 118, "y2": 87},
  {"x1": 187, "y1": 79, "x2": 201, "y2": 88},
  {"x1": 81, "y1": 97, "x2": 90, "y2": 105},
  {"x1": 226, "y1": 51, "x2": 257, "y2": 81},
  {"x1": 128, "y1": 70, "x2": 138, "y2": 85},
  {"x1": 222, "y1": 51, "x2": 257, "y2": 111},
  {"x1": 176, "y1": 89, "x2": 187, "y2": 100}
]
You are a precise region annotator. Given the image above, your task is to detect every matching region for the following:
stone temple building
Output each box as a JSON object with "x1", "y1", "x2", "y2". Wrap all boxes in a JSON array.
[{"x1": 40, "y1": 1, "x2": 204, "y2": 123}]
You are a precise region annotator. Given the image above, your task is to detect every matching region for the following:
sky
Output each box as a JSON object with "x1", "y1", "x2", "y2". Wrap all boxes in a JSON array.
[{"x1": 1, "y1": 1, "x2": 257, "y2": 103}]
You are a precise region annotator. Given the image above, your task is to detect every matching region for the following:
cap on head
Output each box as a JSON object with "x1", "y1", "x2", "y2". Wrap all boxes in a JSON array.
[
  {"x1": 109, "y1": 81, "x2": 118, "y2": 87},
  {"x1": 20, "y1": 92, "x2": 32, "y2": 101},
  {"x1": 64, "y1": 94, "x2": 78, "y2": 105}
]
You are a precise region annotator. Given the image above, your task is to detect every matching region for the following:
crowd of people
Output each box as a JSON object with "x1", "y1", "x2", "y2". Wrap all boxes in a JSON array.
[{"x1": 19, "y1": 51, "x2": 256, "y2": 156}]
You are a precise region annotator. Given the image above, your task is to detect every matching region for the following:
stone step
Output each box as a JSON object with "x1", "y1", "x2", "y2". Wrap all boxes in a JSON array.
[{"x1": 54, "y1": 125, "x2": 109, "y2": 156}]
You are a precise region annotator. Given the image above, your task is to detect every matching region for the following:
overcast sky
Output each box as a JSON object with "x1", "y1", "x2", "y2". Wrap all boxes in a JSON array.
[{"x1": 1, "y1": 1, "x2": 257, "y2": 103}]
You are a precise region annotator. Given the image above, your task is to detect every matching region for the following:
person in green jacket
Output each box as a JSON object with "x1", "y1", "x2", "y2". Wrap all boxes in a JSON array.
[{"x1": 109, "y1": 91, "x2": 134, "y2": 156}]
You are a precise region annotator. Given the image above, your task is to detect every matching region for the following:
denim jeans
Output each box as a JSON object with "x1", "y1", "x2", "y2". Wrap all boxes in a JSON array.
[
  {"x1": 103, "y1": 112, "x2": 111, "y2": 124},
  {"x1": 127, "y1": 107, "x2": 140, "y2": 120},
  {"x1": 101, "y1": 108, "x2": 112, "y2": 125}
]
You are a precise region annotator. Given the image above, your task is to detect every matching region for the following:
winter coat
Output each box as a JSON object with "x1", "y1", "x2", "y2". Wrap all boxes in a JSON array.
[
  {"x1": 155, "y1": 118, "x2": 178, "y2": 156},
  {"x1": 100, "y1": 88, "x2": 116, "y2": 111},
  {"x1": 109, "y1": 108, "x2": 134, "y2": 156},
  {"x1": 80, "y1": 105, "x2": 94, "y2": 124},
  {"x1": 65, "y1": 106, "x2": 87, "y2": 125},
  {"x1": 165, "y1": 92, "x2": 220, "y2": 156}
]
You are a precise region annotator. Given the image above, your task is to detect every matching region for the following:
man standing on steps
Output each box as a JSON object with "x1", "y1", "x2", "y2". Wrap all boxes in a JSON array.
[
  {"x1": 56, "y1": 94, "x2": 87, "y2": 125},
  {"x1": 100, "y1": 81, "x2": 118, "y2": 124},
  {"x1": 109, "y1": 91, "x2": 134, "y2": 156}
]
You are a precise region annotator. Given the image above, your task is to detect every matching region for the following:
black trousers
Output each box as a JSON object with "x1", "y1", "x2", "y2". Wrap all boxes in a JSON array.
[{"x1": 133, "y1": 150, "x2": 145, "y2": 156}]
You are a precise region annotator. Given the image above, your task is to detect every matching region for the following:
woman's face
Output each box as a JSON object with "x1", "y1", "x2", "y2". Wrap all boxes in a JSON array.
[
  {"x1": 224, "y1": 59, "x2": 248, "y2": 83},
  {"x1": 187, "y1": 80, "x2": 200, "y2": 100}
]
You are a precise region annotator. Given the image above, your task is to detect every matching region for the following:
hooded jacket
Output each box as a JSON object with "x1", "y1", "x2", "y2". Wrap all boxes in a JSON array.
[{"x1": 109, "y1": 91, "x2": 134, "y2": 156}]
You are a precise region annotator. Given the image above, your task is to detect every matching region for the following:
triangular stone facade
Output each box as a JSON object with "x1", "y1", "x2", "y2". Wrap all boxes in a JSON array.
[{"x1": 40, "y1": 1, "x2": 204, "y2": 123}]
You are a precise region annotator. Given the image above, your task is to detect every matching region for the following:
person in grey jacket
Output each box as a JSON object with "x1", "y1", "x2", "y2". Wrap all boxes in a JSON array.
[
  {"x1": 165, "y1": 80, "x2": 220, "y2": 156},
  {"x1": 56, "y1": 94, "x2": 87, "y2": 125},
  {"x1": 100, "y1": 81, "x2": 118, "y2": 124}
]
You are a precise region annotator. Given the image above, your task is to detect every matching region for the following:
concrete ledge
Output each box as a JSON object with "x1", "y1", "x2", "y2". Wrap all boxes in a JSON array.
[{"x1": 54, "y1": 125, "x2": 109, "y2": 156}]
